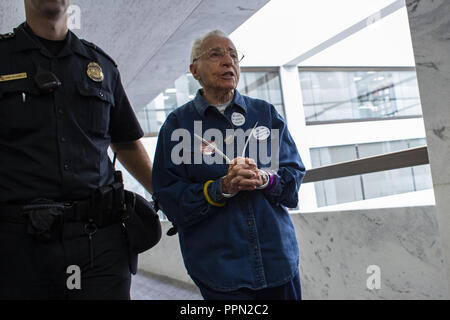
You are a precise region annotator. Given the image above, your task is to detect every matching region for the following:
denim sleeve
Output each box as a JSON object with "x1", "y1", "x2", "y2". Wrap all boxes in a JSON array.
[
  {"x1": 151, "y1": 119, "x2": 223, "y2": 229},
  {"x1": 263, "y1": 105, "x2": 306, "y2": 208}
]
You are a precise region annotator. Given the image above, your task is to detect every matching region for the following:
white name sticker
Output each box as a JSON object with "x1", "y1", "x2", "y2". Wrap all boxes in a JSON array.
[
  {"x1": 200, "y1": 141, "x2": 216, "y2": 156},
  {"x1": 224, "y1": 135, "x2": 234, "y2": 145},
  {"x1": 231, "y1": 112, "x2": 246, "y2": 126},
  {"x1": 253, "y1": 126, "x2": 271, "y2": 141}
]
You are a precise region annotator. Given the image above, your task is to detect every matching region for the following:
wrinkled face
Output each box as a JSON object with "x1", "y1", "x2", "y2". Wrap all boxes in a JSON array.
[
  {"x1": 190, "y1": 36, "x2": 241, "y2": 93},
  {"x1": 25, "y1": 0, "x2": 70, "y2": 18}
]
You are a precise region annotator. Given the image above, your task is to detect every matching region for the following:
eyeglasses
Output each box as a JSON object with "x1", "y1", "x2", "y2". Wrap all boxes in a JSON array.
[{"x1": 193, "y1": 47, "x2": 245, "y2": 63}]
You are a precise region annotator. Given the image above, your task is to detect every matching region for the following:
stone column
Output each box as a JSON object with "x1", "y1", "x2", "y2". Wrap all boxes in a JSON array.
[{"x1": 406, "y1": 0, "x2": 450, "y2": 294}]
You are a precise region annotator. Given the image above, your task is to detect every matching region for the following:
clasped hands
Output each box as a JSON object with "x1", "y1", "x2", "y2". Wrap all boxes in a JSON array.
[{"x1": 221, "y1": 157, "x2": 266, "y2": 195}]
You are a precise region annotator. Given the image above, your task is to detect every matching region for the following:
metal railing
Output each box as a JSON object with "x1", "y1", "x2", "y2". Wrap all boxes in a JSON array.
[
  {"x1": 154, "y1": 146, "x2": 430, "y2": 219},
  {"x1": 302, "y1": 146, "x2": 429, "y2": 183}
]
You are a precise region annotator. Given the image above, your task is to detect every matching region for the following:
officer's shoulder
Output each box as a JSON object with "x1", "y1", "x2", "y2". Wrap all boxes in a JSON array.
[
  {"x1": 0, "y1": 31, "x2": 16, "y2": 54},
  {"x1": 81, "y1": 39, "x2": 118, "y2": 68},
  {"x1": 0, "y1": 31, "x2": 16, "y2": 41}
]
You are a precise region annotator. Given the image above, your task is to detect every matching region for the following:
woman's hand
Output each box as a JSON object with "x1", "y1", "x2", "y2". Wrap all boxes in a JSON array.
[{"x1": 221, "y1": 157, "x2": 264, "y2": 194}]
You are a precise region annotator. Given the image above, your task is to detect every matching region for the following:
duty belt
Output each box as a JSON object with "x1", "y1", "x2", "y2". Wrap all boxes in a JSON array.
[{"x1": 0, "y1": 198, "x2": 121, "y2": 227}]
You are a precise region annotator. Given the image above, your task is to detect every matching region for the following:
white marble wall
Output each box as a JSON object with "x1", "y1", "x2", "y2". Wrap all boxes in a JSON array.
[
  {"x1": 138, "y1": 221, "x2": 195, "y2": 285},
  {"x1": 138, "y1": 206, "x2": 448, "y2": 299},
  {"x1": 294, "y1": 207, "x2": 447, "y2": 299},
  {"x1": 406, "y1": 0, "x2": 450, "y2": 293}
]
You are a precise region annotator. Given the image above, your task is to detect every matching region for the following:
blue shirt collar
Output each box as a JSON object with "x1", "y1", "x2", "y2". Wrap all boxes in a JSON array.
[{"x1": 193, "y1": 89, "x2": 248, "y2": 118}]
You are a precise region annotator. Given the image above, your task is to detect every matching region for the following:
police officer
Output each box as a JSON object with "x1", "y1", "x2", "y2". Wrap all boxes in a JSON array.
[{"x1": 0, "y1": 0, "x2": 153, "y2": 299}]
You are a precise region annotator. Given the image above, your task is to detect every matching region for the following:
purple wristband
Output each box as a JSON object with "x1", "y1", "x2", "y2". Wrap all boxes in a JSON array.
[
  {"x1": 264, "y1": 173, "x2": 278, "y2": 192},
  {"x1": 267, "y1": 173, "x2": 275, "y2": 189}
]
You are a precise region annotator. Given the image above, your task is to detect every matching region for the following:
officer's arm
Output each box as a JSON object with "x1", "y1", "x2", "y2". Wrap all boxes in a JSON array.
[{"x1": 110, "y1": 139, "x2": 153, "y2": 194}]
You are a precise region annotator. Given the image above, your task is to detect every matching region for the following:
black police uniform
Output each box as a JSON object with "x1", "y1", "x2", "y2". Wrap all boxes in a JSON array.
[{"x1": 0, "y1": 23, "x2": 144, "y2": 300}]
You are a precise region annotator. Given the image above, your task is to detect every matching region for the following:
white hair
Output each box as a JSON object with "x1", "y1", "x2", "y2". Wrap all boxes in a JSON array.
[{"x1": 190, "y1": 30, "x2": 232, "y2": 64}]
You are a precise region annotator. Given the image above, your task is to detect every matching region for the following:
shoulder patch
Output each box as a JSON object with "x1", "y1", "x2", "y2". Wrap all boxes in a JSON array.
[
  {"x1": 0, "y1": 32, "x2": 15, "y2": 41},
  {"x1": 81, "y1": 39, "x2": 118, "y2": 67}
]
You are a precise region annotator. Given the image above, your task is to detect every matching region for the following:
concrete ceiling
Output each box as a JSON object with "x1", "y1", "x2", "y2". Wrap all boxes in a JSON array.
[{"x1": 0, "y1": 0, "x2": 269, "y2": 111}]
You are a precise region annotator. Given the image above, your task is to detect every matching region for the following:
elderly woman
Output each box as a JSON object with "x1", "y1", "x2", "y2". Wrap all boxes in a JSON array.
[{"x1": 152, "y1": 30, "x2": 305, "y2": 300}]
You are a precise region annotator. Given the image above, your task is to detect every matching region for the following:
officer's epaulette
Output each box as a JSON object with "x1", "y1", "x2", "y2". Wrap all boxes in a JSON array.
[
  {"x1": 81, "y1": 39, "x2": 118, "y2": 67},
  {"x1": 0, "y1": 31, "x2": 15, "y2": 41}
]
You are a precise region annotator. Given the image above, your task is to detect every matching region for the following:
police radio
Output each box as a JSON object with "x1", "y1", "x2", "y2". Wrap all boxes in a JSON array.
[{"x1": 34, "y1": 66, "x2": 61, "y2": 93}]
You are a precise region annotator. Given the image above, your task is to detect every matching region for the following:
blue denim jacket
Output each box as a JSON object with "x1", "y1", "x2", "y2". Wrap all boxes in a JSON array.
[{"x1": 152, "y1": 89, "x2": 305, "y2": 291}]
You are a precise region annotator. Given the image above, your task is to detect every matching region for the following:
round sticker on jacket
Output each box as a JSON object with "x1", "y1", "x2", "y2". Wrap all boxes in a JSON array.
[
  {"x1": 231, "y1": 112, "x2": 246, "y2": 126},
  {"x1": 253, "y1": 126, "x2": 271, "y2": 141}
]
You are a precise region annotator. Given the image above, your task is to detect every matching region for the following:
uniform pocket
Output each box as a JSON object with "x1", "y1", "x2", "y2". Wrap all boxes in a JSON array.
[
  {"x1": 0, "y1": 79, "x2": 44, "y2": 136},
  {"x1": 76, "y1": 82, "x2": 114, "y2": 136}
]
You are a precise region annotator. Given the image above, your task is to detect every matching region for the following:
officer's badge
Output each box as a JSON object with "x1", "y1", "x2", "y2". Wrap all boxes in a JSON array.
[{"x1": 86, "y1": 62, "x2": 104, "y2": 82}]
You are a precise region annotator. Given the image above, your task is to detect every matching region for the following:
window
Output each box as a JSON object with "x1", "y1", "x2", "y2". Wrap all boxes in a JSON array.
[
  {"x1": 310, "y1": 139, "x2": 432, "y2": 207},
  {"x1": 299, "y1": 67, "x2": 422, "y2": 123},
  {"x1": 136, "y1": 68, "x2": 285, "y2": 135},
  {"x1": 136, "y1": 74, "x2": 200, "y2": 135},
  {"x1": 239, "y1": 69, "x2": 285, "y2": 117}
]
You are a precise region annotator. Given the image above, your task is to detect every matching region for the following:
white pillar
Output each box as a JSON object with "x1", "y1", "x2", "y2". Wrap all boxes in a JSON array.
[
  {"x1": 279, "y1": 66, "x2": 317, "y2": 211},
  {"x1": 406, "y1": 0, "x2": 450, "y2": 296}
]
